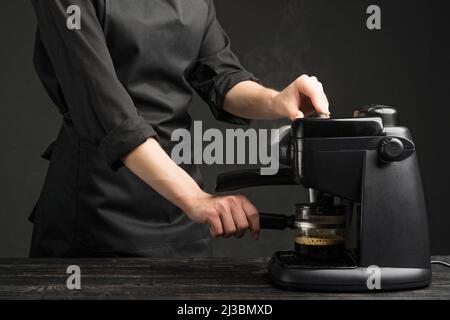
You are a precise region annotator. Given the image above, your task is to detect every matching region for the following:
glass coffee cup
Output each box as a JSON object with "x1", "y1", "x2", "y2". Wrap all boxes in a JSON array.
[{"x1": 294, "y1": 203, "x2": 346, "y2": 260}]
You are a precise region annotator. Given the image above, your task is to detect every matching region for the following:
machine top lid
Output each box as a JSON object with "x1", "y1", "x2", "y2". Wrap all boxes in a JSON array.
[{"x1": 291, "y1": 117, "x2": 384, "y2": 139}]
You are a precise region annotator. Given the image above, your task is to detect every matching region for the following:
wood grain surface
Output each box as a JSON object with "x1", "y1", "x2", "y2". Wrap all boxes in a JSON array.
[{"x1": 0, "y1": 256, "x2": 449, "y2": 300}]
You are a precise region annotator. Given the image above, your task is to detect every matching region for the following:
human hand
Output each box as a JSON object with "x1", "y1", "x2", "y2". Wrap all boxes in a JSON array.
[
  {"x1": 271, "y1": 75, "x2": 330, "y2": 120},
  {"x1": 184, "y1": 192, "x2": 260, "y2": 240}
]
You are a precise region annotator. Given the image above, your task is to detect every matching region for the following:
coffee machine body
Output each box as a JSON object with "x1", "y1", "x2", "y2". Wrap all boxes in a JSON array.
[{"x1": 216, "y1": 106, "x2": 431, "y2": 292}]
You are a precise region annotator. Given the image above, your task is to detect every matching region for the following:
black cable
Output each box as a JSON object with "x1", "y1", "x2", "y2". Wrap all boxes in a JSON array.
[{"x1": 431, "y1": 260, "x2": 450, "y2": 268}]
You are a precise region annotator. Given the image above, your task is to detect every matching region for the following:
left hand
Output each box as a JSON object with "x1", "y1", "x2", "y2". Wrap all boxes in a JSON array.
[{"x1": 271, "y1": 75, "x2": 330, "y2": 120}]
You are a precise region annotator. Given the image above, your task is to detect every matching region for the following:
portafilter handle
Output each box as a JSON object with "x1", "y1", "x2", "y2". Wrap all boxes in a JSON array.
[{"x1": 259, "y1": 213, "x2": 296, "y2": 230}]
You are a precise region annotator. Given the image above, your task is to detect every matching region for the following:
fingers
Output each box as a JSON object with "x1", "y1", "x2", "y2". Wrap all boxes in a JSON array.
[
  {"x1": 239, "y1": 195, "x2": 260, "y2": 240},
  {"x1": 208, "y1": 210, "x2": 223, "y2": 238},
  {"x1": 295, "y1": 75, "x2": 330, "y2": 115},
  {"x1": 291, "y1": 109, "x2": 304, "y2": 120},
  {"x1": 218, "y1": 200, "x2": 236, "y2": 238},
  {"x1": 207, "y1": 195, "x2": 259, "y2": 240},
  {"x1": 230, "y1": 204, "x2": 249, "y2": 239}
]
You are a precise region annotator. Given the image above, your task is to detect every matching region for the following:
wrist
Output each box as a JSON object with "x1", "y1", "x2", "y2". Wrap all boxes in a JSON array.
[
  {"x1": 266, "y1": 89, "x2": 279, "y2": 110},
  {"x1": 178, "y1": 189, "x2": 210, "y2": 214},
  {"x1": 266, "y1": 89, "x2": 289, "y2": 119}
]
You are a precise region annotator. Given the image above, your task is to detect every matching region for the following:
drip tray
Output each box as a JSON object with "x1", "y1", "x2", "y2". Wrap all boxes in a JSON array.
[{"x1": 268, "y1": 250, "x2": 431, "y2": 291}]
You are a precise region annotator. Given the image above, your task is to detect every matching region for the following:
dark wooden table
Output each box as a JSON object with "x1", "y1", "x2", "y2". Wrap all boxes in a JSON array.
[{"x1": 0, "y1": 256, "x2": 449, "y2": 300}]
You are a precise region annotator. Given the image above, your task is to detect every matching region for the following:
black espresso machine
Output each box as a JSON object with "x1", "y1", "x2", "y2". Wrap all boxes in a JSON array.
[{"x1": 216, "y1": 105, "x2": 431, "y2": 291}]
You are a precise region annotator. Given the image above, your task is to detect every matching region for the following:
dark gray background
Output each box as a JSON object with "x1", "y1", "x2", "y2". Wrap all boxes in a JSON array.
[{"x1": 1, "y1": 0, "x2": 449, "y2": 258}]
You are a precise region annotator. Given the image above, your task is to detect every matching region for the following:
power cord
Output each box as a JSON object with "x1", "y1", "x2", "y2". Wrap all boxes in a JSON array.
[{"x1": 431, "y1": 260, "x2": 450, "y2": 268}]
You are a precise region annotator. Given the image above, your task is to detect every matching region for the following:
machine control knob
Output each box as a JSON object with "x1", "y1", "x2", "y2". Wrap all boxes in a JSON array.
[
  {"x1": 354, "y1": 105, "x2": 399, "y2": 127},
  {"x1": 379, "y1": 137, "x2": 405, "y2": 162}
]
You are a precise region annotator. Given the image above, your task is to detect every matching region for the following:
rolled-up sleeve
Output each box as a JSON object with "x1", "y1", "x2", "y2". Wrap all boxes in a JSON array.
[
  {"x1": 188, "y1": 0, "x2": 260, "y2": 125},
  {"x1": 31, "y1": 0, "x2": 158, "y2": 170}
]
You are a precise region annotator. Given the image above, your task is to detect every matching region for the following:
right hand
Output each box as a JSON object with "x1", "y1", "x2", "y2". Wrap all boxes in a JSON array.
[
  {"x1": 270, "y1": 74, "x2": 330, "y2": 120},
  {"x1": 184, "y1": 192, "x2": 260, "y2": 239}
]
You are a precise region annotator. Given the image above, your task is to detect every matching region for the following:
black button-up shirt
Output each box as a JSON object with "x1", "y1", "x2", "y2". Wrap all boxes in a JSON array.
[
  {"x1": 30, "y1": 0, "x2": 258, "y2": 257},
  {"x1": 32, "y1": 0, "x2": 258, "y2": 169}
]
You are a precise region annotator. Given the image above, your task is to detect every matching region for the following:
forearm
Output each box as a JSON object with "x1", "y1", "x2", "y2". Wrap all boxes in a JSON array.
[
  {"x1": 122, "y1": 138, "x2": 206, "y2": 216},
  {"x1": 122, "y1": 138, "x2": 260, "y2": 237},
  {"x1": 223, "y1": 81, "x2": 283, "y2": 120}
]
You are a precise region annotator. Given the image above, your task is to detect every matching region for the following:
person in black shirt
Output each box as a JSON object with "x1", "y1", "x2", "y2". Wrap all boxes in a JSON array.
[{"x1": 30, "y1": 0, "x2": 329, "y2": 257}]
